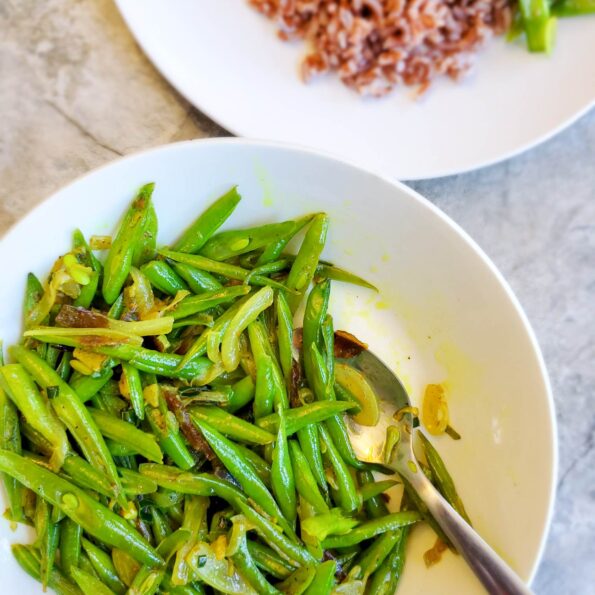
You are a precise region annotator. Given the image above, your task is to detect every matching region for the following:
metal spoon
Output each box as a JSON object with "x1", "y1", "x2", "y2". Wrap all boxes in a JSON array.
[{"x1": 341, "y1": 349, "x2": 532, "y2": 595}]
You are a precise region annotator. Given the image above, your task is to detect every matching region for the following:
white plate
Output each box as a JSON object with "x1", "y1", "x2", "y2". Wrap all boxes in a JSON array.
[
  {"x1": 115, "y1": 0, "x2": 595, "y2": 179},
  {"x1": 0, "y1": 139, "x2": 556, "y2": 592}
]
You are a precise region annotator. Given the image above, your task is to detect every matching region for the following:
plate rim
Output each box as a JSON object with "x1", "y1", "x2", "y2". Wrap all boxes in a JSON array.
[
  {"x1": 0, "y1": 137, "x2": 558, "y2": 584},
  {"x1": 114, "y1": 0, "x2": 594, "y2": 180}
]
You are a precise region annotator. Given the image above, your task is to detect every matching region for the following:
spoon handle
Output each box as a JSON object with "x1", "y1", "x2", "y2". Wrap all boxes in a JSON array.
[{"x1": 400, "y1": 461, "x2": 533, "y2": 595}]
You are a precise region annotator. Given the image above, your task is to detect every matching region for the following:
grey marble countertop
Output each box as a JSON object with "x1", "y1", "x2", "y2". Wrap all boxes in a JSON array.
[{"x1": 1, "y1": 1, "x2": 593, "y2": 593}]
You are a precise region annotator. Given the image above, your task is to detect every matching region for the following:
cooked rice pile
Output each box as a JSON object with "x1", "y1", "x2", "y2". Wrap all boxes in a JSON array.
[{"x1": 249, "y1": 0, "x2": 512, "y2": 96}]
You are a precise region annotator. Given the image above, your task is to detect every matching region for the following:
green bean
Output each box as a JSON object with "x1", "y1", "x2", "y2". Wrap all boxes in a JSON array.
[
  {"x1": 353, "y1": 530, "x2": 402, "y2": 581},
  {"x1": 255, "y1": 215, "x2": 314, "y2": 266},
  {"x1": 419, "y1": 432, "x2": 471, "y2": 524},
  {"x1": 174, "y1": 187, "x2": 241, "y2": 253},
  {"x1": 119, "y1": 467, "x2": 158, "y2": 495},
  {"x1": 141, "y1": 260, "x2": 188, "y2": 296},
  {"x1": 72, "y1": 230, "x2": 101, "y2": 309},
  {"x1": 24, "y1": 272, "x2": 45, "y2": 328},
  {"x1": 195, "y1": 420, "x2": 293, "y2": 536},
  {"x1": 303, "y1": 559, "x2": 336, "y2": 595},
  {"x1": 296, "y1": 424, "x2": 327, "y2": 497},
  {"x1": 275, "y1": 564, "x2": 316, "y2": 594},
  {"x1": 57, "y1": 351, "x2": 73, "y2": 382},
  {"x1": 318, "y1": 425, "x2": 359, "y2": 513},
  {"x1": 552, "y1": 0, "x2": 595, "y2": 15},
  {"x1": 271, "y1": 412, "x2": 297, "y2": 524},
  {"x1": 170, "y1": 285, "x2": 251, "y2": 320},
  {"x1": 247, "y1": 540, "x2": 293, "y2": 580},
  {"x1": 82, "y1": 538, "x2": 127, "y2": 594},
  {"x1": 310, "y1": 344, "x2": 364, "y2": 469},
  {"x1": 235, "y1": 442, "x2": 271, "y2": 485},
  {"x1": 225, "y1": 375, "x2": 255, "y2": 413},
  {"x1": 103, "y1": 183, "x2": 155, "y2": 304},
  {"x1": 315, "y1": 262, "x2": 377, "y2": 291},
  {"x1": 150, "y1": 507, "x2": 173, "y2": 544},
  {"x1": 11, "y1": 346, "x2": 123, "y2": 499},
  {"x1": 0, "y1": 363, "x2": 69, "y2": 471},
  {"x1": 189, "y1": 406, "x2": 274, "y2": 444},
  {"x1": 227, "y1": 517, "x2": 280, "y2": 594},
  {"x1": 71, "y1": 566, "x2": 116, "y2": 595},
  {"x1": 108, "y1": 293, "x2": 125, "y2": 320},
  {"x1": 302, "y1": 280, "x2": 330, "y2": 389},
  {"x1": 200, "y1": 219, "x2": 297, "y2": 261},
  {"x1": 172, "y1": 262, "x2": 222, "y2": 293},
  {"x1": 69, "y1": 366, "x2": 114, "y2": 403},
  {"x1": 276, "y1": 291, "x2": 294, "y2": 384},
  {"x1": 147, "y1": 408, "x2": 195, "y2": 471},
  {"x1": 89, "y1": 408, "x2": 162, "y2": 463},
  {"x1": 236, "y1": 500, "x2": 315, "y2": 567},
  {"x1": 45, "y1": 344, "x2": 62, "y2": 369},
  {"x1": 0, "y1": 450, "x2": 163, "y2": 567},
  {"x1": 221, "y1": 287, "x2": 274, "y2": 372},
  {"x1": 139, "y1": 464, "x2": 246, "y2": 507},
  {"x1": 60, "y1": 518, "x2": 82, "y2": 580},
  {"x1": 288, "y1": 441, "x2": 328, "y2": 514},
  {"x1": 159, "y1": 248, "x2": 292, "y2": 292},
  {"x1": 25, "y1": 445, "x2": 115, "y2": 499},
  {"x1": 132, "y1": 201, "x2": 158, "y2": 267},
  {"x1": 0, "y1": 383, "x2": 24, "y2": 521},
  {"x1": 334, "y1": 382, "x2": 362, "y2": 414},
  {"x1": 24, "y1": 340, "x2": 212, "y2": 383},
  {"x1": 253, "y1": 354, "x2": 275, "y2": 418},
  {"x1": 256, "y1": 401, "x2": 353, "y2": 435},
  {"x1": 322, "y1": 511, "x2": 420, "y2": 549},
  {"x1": 35, "y1": 497, "x2": 60, "y2": 589},
  {"x1": 249, "y1": 319, "x2": 288, "y2": 412},
  {"x1": 366, "y1": 528, "x2": 409, "y2": 595},
  {"x1": 285, "y1": 214, "x2": 328, "y2": 311},
  {"x1": 121, "y1": 362, "x2": 145, "y2": 420},
  {"x1": 357, "y1": 470, "x2": 389, "y2": 519},
  {"x1": 359, "y1": 479, "x2": 398, "y2": 503},
  {"x1": 12, "y1": 544, "x2": 80, "y2": 595}
]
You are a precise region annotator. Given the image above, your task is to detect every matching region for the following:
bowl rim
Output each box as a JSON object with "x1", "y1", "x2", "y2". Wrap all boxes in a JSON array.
[{"x1": 0, "y1": 136, "x2": 557, "y2": 584}]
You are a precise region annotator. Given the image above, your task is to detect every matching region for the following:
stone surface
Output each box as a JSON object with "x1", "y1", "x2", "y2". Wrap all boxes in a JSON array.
[{"x1": 0, "y1": 1, "x2": 593, "y2": 593}]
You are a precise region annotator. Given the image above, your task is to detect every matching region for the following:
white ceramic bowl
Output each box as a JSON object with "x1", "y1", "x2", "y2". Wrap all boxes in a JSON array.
[{"x1": 0, "y1": 139, "x2": 556, "y2": 593}]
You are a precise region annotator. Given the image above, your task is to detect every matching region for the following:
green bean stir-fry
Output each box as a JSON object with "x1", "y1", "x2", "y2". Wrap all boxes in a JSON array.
[{"x1": 0, "y1": 184, "x2": 470, "y2": 594}]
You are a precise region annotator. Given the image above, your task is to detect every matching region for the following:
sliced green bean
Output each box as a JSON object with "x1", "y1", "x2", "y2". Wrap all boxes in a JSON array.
[
  {"x1": 89, "y1": 408, "x2": 162, "y2": 463},
  {"x1": 271, "y1": 412, "x2": 297, "y2": 524},
  {"x1": 322, "y1": 511, "x2": 421, "y2": 549},
  {"x1": 288, "y1": 441, "x2": 328, "y2": 514},
  {"x1": 172, "y1": 262, "x2": 222, "y2": 293},
  {"x1": 174, "y1": 186, "x2": 241, "y2": 253},
  {"x1": 132, "y1": 201, "x2": 158, "y2": 267},
  {"x1": 82, "y1": 538, "x2": 127, "y2": 594},
  {"x1": 59, "y1": 518, "x2": 82, "y2": 580},
  {"x1": 103, "y1": 183, "x2": 155, "y2": 305},
  {"x1": 141, "y1": 260, "x2": 188, "y2": 296},
  {"x1": 170, "y1": 285, "x2": 251, "y2": 320},
  {"x1": 189, "y1": 405, "x2": 274, "y2": 444}
]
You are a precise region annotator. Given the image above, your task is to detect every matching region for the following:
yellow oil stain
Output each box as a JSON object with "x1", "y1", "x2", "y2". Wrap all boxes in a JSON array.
[
  {"x1": 252, "y1": 161, "x2": 275, "y2": 207},
  {"x1": 381, "y1": 253, "x2": 390, "y2": 262},
  {"x1": 370, "y1": 265, "x2": 378, "y2": 274},
  {"x1": 434, "y1": 340, "x2": 482, "y2": 398},
  {"x1": 375, "y1": 300, "x2": 389, "y2": 310}
]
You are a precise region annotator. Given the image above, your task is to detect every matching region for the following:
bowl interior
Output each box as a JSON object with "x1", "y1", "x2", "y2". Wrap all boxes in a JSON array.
[{"x1": 0, "y1": 139, "x2": 555, "y2": 593}]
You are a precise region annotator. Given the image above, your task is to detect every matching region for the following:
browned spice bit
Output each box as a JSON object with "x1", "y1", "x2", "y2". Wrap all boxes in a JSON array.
[
  {"x1": 55, "y1": 304, "x2": 109, "y2": 328},
  {"x1": 293, "y1": 327, "x2": 303, "y2": 350},
  {"x1": 333, "y1": 330, "x2": 368, "y2": 358},
  {"x1": 289, "y1": 359, "x2": 302, "y2": 409},
  {"x1": 164, "y1": 388, "x2": 220, "y2": 466},
  {"x1": 293, "y1": 327, "x2": 367, "y2": 359}
]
